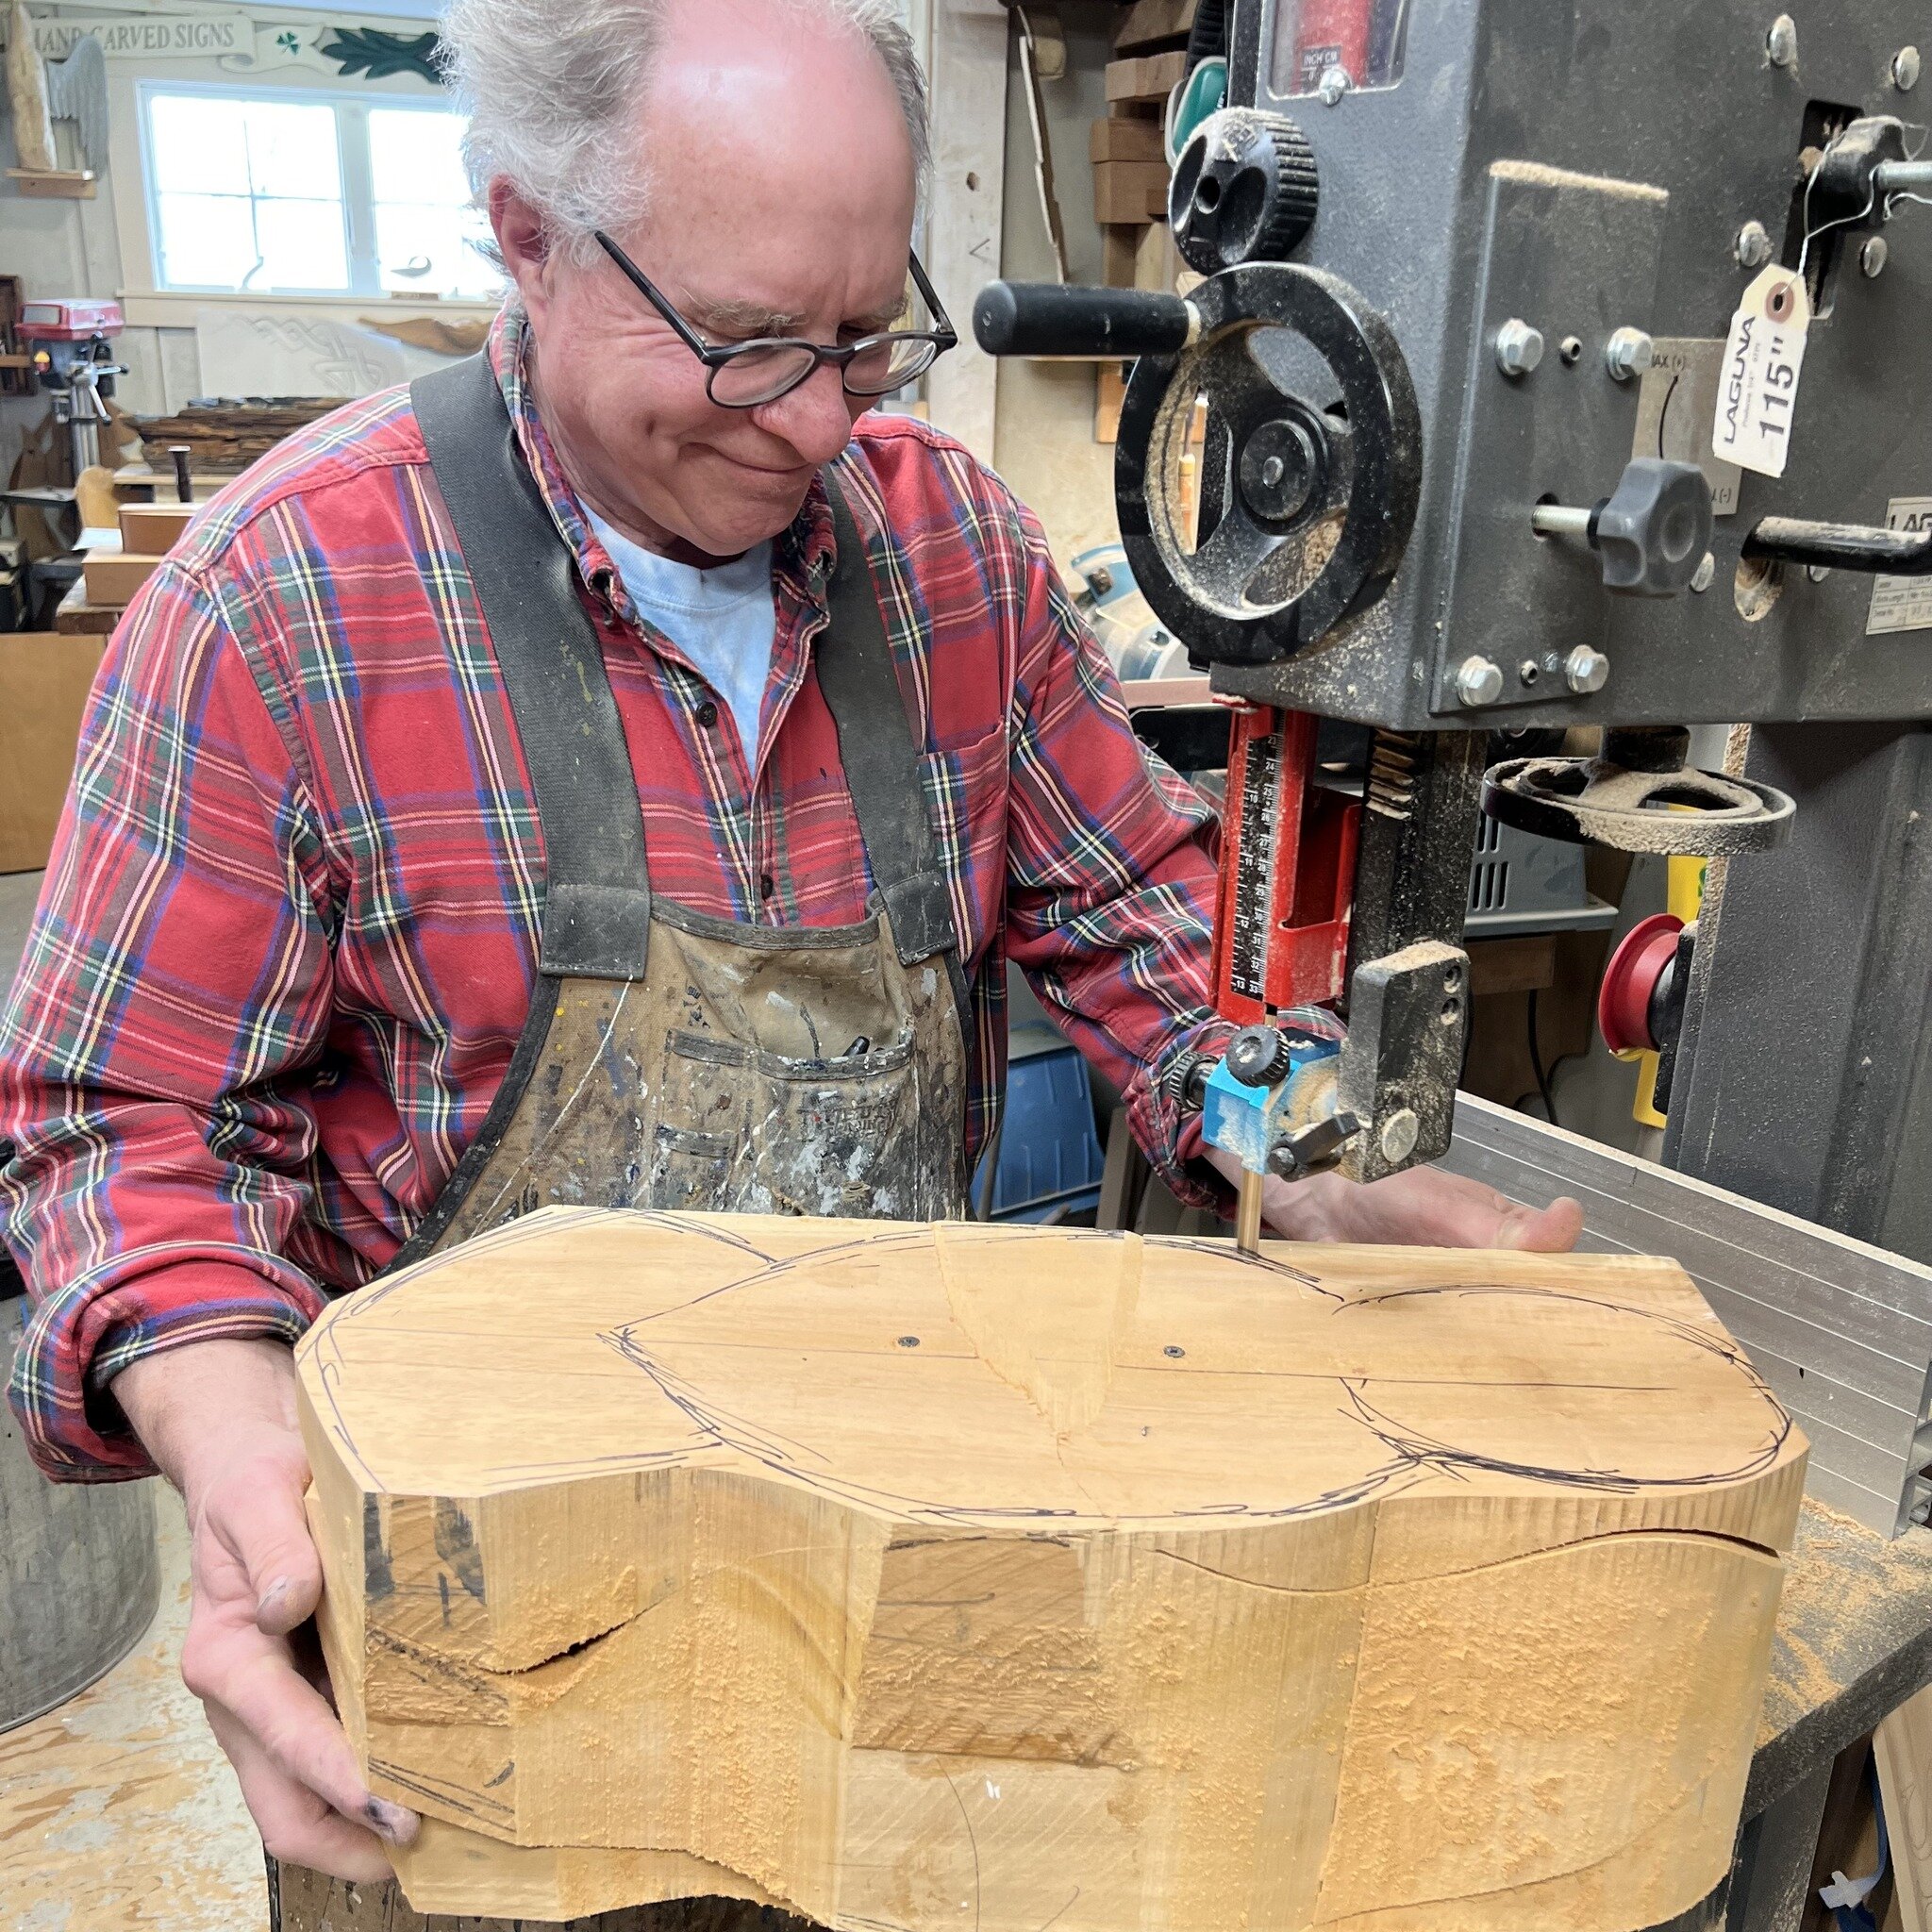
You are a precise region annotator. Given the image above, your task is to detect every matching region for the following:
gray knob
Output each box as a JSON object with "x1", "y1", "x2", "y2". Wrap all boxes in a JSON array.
[
  {"x1": 1170, "y1": 108, "x2": 1320, "y2": 275},
  {"x1": 1225, "y1": 1024, "x2": 1293, "y2": 1089},
  {"x1": 1592, "y1": 459, "x2": 1715, "y2": 597}
]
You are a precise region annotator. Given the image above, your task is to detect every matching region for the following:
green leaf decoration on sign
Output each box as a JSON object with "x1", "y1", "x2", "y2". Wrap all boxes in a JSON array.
[{"x1": 319, "y1": 27, "x2": 445, "y2": 83}]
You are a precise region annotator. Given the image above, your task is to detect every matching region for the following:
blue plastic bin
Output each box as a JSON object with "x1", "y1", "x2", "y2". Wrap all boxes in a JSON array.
[{"x1": 974, "y1": 1022, "x2": 1107, "y2": 1224}]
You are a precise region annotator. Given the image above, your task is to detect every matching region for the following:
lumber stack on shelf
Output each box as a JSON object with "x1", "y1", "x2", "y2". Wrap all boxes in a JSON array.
[
  {"x1": 299, "y1": 1207, "x2": 1807, "y2": 1932},
  {"x1": 1096, "y1": 3, "x2": 1191, "y2": 291},
  {"x1": 127, "y1": 397, "x2": 345, "y2": 471}
]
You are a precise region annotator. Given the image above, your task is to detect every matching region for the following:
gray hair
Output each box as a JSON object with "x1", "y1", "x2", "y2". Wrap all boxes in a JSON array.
[{"x1": 438, "y1": 0, "x2": 930, "y2": 261}]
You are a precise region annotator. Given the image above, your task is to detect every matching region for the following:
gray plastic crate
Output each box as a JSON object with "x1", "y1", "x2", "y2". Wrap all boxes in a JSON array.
[{"x1": 1467, "y1": 815, "x2": 1619, "y2": 935}]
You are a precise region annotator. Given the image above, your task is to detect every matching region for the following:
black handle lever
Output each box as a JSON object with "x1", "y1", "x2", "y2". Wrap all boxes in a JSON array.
[
  {"x1": 972, "y1": 281, "x2": 1196, "y2": 360},
  {"x1": 1742, "y1": 516, "x2": 1932, "y2": 577}
]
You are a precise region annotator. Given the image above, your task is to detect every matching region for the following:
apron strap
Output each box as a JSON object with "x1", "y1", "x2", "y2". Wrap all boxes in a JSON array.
[
  {"x1": 411, "y1": 354, "x2": 653, "y2": 980},
  {"x1": 817, "y1": 478, "x2": 966, "y2": 976}
]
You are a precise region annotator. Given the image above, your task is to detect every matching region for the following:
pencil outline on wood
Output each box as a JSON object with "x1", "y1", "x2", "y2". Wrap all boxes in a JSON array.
[
  {"x1": 583, "y1": 1230, "x2": 1793, "y2": 1526},
  {"x1": 308, "y1": 1209, "x2": 1794, "y2": 1516}
]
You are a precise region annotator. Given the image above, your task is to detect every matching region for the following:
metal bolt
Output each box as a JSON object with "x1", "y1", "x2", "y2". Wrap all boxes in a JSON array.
[
  {"x1": 1690, "y1": 551, "x2": 1717, "y2": 593},
  {"x1": 1260, "y1": 454, "x2": 1286, "y2": 488},
  {"x1": 1807, "y1": 563, "x2": 1831, "y2": 583},
  {"x1": 1494, "y1": 318, "x2": 1544, "y2": 377},
  {"x1": 1378, "y1": 1109, "x2": 1421, "y2": 1166},
  {"x1": 1317, "y1": 63, "x2": 1352, "y2": 106},
  {"x1": 1163, "y1": 1344, "x2": 1186, "y2": 1359},
  {"x1": 1862, "y1": 235, "x2": 1890, "y2": 278},
  {"x1": 1605, "y1": 326, "x2": 1655, "y2": 382},
  {"x1": 1767, "y1": 14, "x2": 1797, "y2": 67},
  {"x1": 1518, "y1": 658, "x2": 1541, "y2": 685},
  {"x1": 1563, "y1": 646, "x2": 1610, "y2": 695},
  {"x1": 1455, "y1": 657, "x2": 1505, "y2": 708},
  {"x1": 896, "y1": 1335, "x2": 921, "y2": 1348},
  {"x1": 1559, "y1": 335, "x2": 1584, "y2": 366},
  {"x1": 1736, "y1": 220, "x2": 1774, "y2": 269},
  {"x1": 1896, "y1": 45, "x2": 1922, "y2": 91}
]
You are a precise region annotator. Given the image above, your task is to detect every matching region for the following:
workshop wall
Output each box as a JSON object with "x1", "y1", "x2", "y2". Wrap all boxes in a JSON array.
[
  {"x1": 992, "y1": 2, "x2": 1121, "y2": 573},
  {"x1": 0, "y1": 0, "x2": 497, "y2": 492}
]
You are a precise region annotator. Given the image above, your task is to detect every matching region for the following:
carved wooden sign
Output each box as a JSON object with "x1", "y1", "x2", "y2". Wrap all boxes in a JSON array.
[{"x1": 299, "y1": 1209, "x2": 1806, "y2": 1931}]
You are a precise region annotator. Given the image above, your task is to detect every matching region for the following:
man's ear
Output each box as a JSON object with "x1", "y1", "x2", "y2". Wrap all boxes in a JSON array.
[{"x1": 490, "y1": 179, "x2": 557, "y2": 322}]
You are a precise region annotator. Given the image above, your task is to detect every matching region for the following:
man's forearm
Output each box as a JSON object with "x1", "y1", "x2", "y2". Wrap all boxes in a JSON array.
[{"x1": 114, "y1": 1336, "x2": 306, "y2": 1496}]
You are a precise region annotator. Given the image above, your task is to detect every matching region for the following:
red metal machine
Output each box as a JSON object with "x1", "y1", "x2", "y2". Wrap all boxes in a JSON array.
[
  {"x1": 1208, "y1": 705, "x2": 1360, "y2": 1023},
  {"x1": 16, "y1": 297, "x2": 124, "y2": 343}
]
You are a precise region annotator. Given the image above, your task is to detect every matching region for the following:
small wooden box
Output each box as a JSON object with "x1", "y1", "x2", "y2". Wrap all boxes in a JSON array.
[
  {"x1": 84, "y1": 551, "x2": 164, "y2": 609},
  {"x1": 118, "y1": 502, "x2": 198, "y2": 554}
]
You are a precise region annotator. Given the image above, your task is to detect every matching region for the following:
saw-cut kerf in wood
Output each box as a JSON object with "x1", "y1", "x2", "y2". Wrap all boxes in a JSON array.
[{"x1": 297, "y1": 1208, "x2": 1807, "y2": 1932}]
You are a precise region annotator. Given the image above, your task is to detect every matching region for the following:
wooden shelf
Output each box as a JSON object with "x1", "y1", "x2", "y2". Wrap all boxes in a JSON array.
[{"x1": 7, "y1": 168, "x2": 98, "y2": 200}]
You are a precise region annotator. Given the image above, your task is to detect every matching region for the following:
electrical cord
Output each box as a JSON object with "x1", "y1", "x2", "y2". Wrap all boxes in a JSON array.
[{"x1": 1526, "y1": 988, "x2": 1560, "y2": 1129}]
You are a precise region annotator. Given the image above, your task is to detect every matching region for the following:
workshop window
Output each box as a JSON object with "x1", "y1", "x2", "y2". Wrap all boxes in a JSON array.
[{"x1": 139, "y1": 85, "x2": 497, "y2": 301}]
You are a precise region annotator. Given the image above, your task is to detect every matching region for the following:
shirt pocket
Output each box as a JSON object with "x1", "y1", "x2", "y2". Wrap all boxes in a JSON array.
[{"x1": 917, "y1": 720, "x2": 1009, "y2": 962}]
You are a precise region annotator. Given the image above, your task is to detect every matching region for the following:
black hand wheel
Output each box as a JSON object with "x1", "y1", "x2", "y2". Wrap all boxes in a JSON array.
[{"x1": 1115, "y1": 262, "x2": 1422, "y2": 666}]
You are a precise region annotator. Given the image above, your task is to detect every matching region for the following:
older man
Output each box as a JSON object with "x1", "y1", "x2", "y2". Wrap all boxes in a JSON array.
[{"x1": 0, "y1": 0, "x2": 1578, "y2": 1901}]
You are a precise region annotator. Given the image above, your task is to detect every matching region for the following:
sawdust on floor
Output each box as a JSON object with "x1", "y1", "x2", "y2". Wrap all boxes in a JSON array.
[{"x1": 0, "y1": 1488, "x2": 265, "y2": 1931}]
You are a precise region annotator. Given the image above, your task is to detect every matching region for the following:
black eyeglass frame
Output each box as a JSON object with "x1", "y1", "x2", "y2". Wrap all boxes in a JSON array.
[{"x1": 592, "y1": 229, "x2": 958, "y2": 408}]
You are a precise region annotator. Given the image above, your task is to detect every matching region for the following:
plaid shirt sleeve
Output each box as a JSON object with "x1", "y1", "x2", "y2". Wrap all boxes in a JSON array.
[
  {"x1": 0, "y1": 559, "x2": 335, "y2": 1479},
  {"x1": 994, "y1": 487, "x2": 1235, "y2": 1204},
  {"x1": 1, "y1": 360, "x2": 1239, "y2": 1483}
]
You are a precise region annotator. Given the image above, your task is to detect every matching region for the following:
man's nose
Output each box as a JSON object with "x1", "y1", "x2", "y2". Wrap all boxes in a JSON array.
[{"x1": 755, "y1": 361, "x2": 862, "y2": 463}]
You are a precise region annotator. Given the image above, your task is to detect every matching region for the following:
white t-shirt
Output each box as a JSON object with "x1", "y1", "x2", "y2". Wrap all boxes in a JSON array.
[{"x1": 585, "y1": 507, "x2": 777, "y2": 761}]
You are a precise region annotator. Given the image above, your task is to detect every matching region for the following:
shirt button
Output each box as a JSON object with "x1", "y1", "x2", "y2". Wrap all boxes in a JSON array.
[
  {"x1": 759, "y1": 873, "x2": 776, "y2": 901},
  {"x1": 695, "y1": 699, "x2": 720, "y2": 728}
]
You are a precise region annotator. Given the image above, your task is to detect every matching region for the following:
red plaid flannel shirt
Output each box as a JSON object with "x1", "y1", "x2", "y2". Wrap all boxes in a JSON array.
[{"x1": 0, "y1": 311, "x2": 1229, "y2": 1478}]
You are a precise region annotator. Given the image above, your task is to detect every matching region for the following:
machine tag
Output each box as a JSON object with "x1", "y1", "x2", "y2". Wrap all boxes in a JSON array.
[
  {"x1": 1710, "y1": 267, "x2": 1811, "y2": 479},
  {"x1": 1867, "y1": 496, "x2": 1932, "y2": 636}
]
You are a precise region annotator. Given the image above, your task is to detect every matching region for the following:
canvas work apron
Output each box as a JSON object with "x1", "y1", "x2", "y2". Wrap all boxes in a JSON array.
[{"x1": 269, "y1": 353, "x2": 971, "y2": 1932}]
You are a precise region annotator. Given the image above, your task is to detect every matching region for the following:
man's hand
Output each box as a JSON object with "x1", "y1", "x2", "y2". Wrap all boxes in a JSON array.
[
  {"x1": 114, "y1": 1338, "x2": 418, "y2": 1881},
  {"x1": 1208, "y1": 1146, "x2": 1585, "y2": 1251}
]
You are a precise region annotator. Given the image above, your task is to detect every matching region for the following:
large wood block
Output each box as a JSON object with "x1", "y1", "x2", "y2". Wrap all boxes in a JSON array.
[{"x1": 300, "y1": 1209, "x2": 1807, "y2": 1931}]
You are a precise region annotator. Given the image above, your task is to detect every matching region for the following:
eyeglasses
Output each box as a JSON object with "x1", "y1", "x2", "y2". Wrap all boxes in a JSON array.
[{"x1": 593, "y1": 230, "x2": 958, "y2": 409}]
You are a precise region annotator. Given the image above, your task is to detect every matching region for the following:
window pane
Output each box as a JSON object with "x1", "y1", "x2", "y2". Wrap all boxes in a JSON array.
[
  {"x1": 368, "y1": 108, "x2": 471, "y2": 208},
  {"x1": 149, "y1": 94, "x2": 251, "y2": 194},
  {"x1": 242, "y1": 99, "x2": 341, "y2": 199},
  {"x1": 155, "y1": 192, "x2": 259, "y2": 288},
  {"x1": 252, "y1": 197, "x2": 350, "y2": 291},
  {"x1": 374, "y1": 202, "x2": 499, "y2": 300}
]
